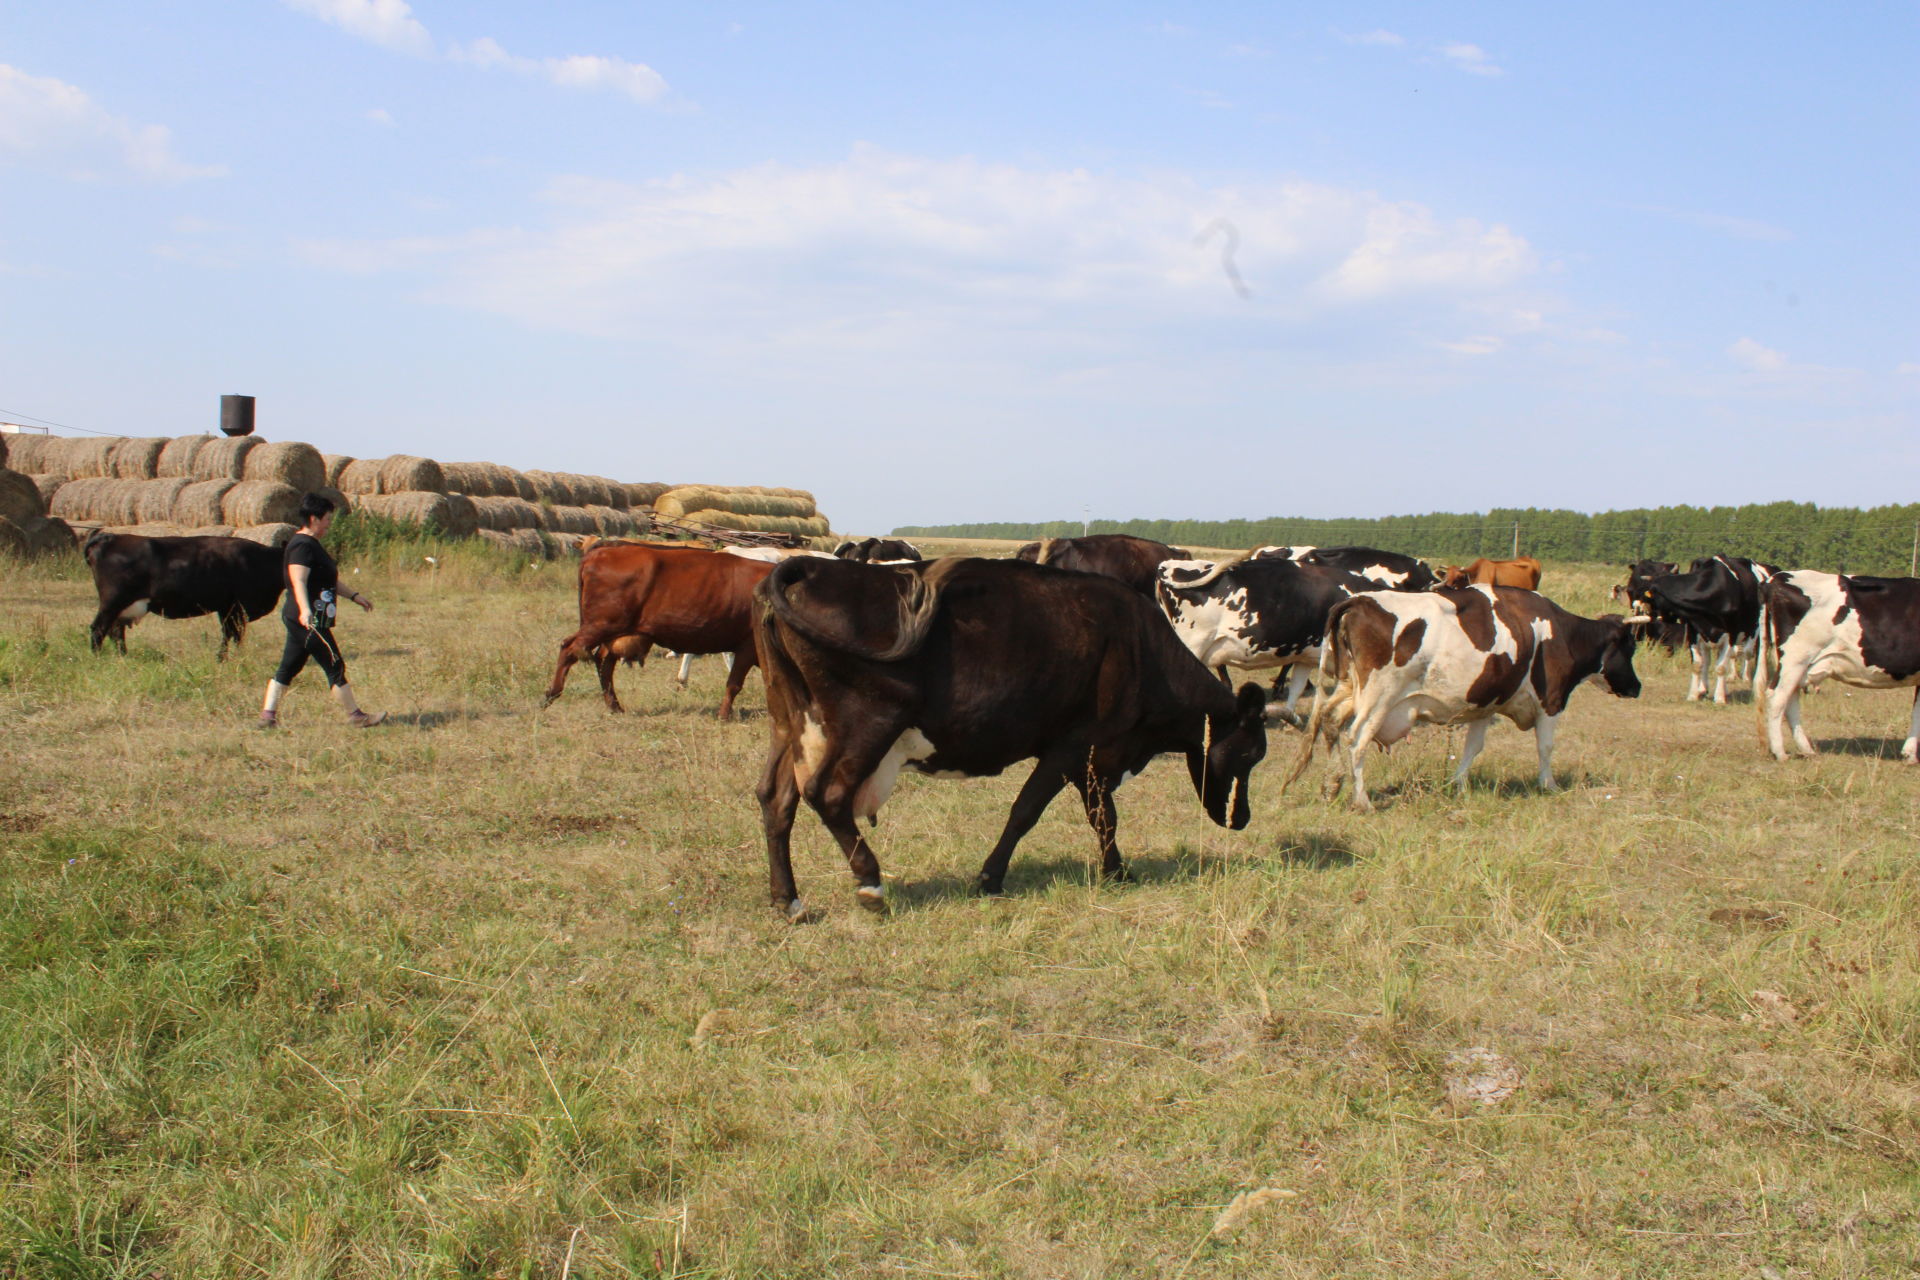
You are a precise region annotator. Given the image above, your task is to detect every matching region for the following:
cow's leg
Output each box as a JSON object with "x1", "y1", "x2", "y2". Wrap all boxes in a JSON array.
[
  {"x1": 1711, "y1": 637, "x2": 1734, "y2": 705},
  {"x1": 89, "y1": 594, "x2": 146, "y2": 653},
  {"x1": 716, "y1": 641, "x2": 757, "y2": 721},
  {"x1": 1763, "y1": 658, "x2": 1814, "y2": 759},
  {"x1": 1341, "y1": 714, "x2": 1380, "y2": 813},
  {"x1": 756, "y1": 736, "x2": 806, "y2": 920},
  {"x1": 1533, "y1": 715, "x2": 1560, "y2": 791},
  {"x1": 1902, "y1": 689, "x2": 1919, "y2": 764},
  {"x1": 810, "y1": 781, "x2": 888, "y2": 913},
  {"x1": 543, "y1": 632, "x2": 592, "y2": 706},
  {"x1": 1284, "y1": 665, "x2": 1313, "y2": 719},
  {"x1": 1451, "y1": 718, "x2": 1491, "y2": 793},
  {"x1": 217, "y1": 606, "x2": 247, "y2": 661},
  {"x1": 1686, "y1": 638, "x2": 1709, "y2": 701},
  {"x1": 674, "y1": 653, "x2": 694, "y2": 688},
  {"x1": 976, "y1": 757, "x2": 1075, "y2": 895}
]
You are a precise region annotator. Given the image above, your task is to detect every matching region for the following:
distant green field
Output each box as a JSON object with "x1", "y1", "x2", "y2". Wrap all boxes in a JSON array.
[{"x1": 3, "y1": 545, "x2": 1916, "y2": 1277}]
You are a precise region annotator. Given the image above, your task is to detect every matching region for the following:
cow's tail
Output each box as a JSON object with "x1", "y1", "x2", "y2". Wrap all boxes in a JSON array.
[
  {"x1": 1163, "y1": 548, "x2": 1256, "y2": 589},
  {"x1": 1283, "y1": 601, "x2": 1355, "y2": 792},
  {"x1": 1035, "y1": 537, "x2": 1060, "y2": 565},
  {"x1": 762, "y1": 555, "x2": 962, "y2": 662},
  {"x1": 1754, "y1": 578, "x2": 1781, "y2": 745},
  {"x1": 82, "y1": 529, "x2": 114, "y2": 568}
]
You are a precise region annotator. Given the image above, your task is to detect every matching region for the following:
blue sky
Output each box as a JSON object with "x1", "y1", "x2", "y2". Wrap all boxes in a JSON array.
[{"x1": 2, "y1": 2, "x2": 1914, "y2": 535}]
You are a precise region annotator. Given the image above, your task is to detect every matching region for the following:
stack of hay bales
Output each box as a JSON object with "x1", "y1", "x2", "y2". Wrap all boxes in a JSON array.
[
  {"x1": 653, "y1": 485, "x2": 830, "y2": 538},
  {"x1": 0, "y1": 460, "x2": 78, "y2": 558}
]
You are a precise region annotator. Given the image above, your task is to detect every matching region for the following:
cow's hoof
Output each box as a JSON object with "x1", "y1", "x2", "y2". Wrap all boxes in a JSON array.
[
  {"x1": 974, "y1": 875, "x2": 1005, "y2": 897},
  {"x1": 782, "y1": 897, "x2": 812, "y2": 924},
  {"x1": 1102, "y1": 863, "x2": 1134, "y2": 885},
  {"x1": 855, "y1": 884, "x2": 889, "y2": 915}
]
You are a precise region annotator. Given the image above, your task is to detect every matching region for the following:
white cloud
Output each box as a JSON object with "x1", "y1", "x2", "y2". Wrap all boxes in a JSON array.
[
  {"x1": 1440, "y1": 43, "x2": 1502, "y2": 76},
  {"x1": 1897, "y1": 362, "x2": 1920, "y2": 377},
  {"x1": 284, "y1": 0, "x2": 432, "y2": 56},
  {"x1": 366, "y1": 107, "x2": 395, "y2": 126},
  {"x1": 0, "y1": 65, "x2": 225, "y2": 182},
  {"x1": 1729, "y1": 337, "x2": 1788, "y2": 372},
  {"x1": 1631, "y1": 204, "x2": 1790, "y2": 242},
  {"x1": 1439, "y1": 335, "x2": 1504, "y2": 356},
  {"x1": 294, "y1": 147, "x2": 1544, "y2": 364},
  {"x1": 1339, "y1": 29, "x2": 1407, "y2": 47}
]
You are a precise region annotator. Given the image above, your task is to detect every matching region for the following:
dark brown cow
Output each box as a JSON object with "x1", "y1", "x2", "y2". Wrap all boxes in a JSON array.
[
  {"x1": 1011, "y1": 533, "x2": 1191, "y2": 597},
  {"x1": 543, "y1": 542, "x2": 773, "y2": 718},
  {"x1": 753, "y1": 556, "x2": 1268, "y2": 919},
  {"x1": 1438, "y1": 557, "x2": 1542, "y2": 589},
  {"x1": 83, "y1": 531, "x2": 286, "y2": 657},
  {"x1": 1288, "y1": 585, "x2": 1642, "y2": 810}
]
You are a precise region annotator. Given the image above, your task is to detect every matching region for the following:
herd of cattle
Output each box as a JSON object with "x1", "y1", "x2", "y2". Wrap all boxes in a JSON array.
[{"x1": 66, "y1": 527, "x2": 1920, "y2": 919}]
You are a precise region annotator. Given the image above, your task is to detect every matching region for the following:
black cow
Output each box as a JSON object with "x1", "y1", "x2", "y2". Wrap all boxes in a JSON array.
[
  {"x1": 753, "y1": 556, "x2": 1268, "y2": 919},
  {"x1": 1641, "y1": 554, "x2": 1777, "y2": 703},
  {"x1": 1253, "y1": 544, "x2": 1439, "y2": 591},
  {"x1": 1156, "y1": 555, "x2": 1382, "y2": 719},
  {"x1": 1610, "y1": 560, "x2": 1689, "y2": 653},
  {"x1": 1757, "y1": 570, "x2": 1920, "y2": 762},
  {"x1": 1012, "y1": 534, "x2": 1191, "y2": 597},
  {"x1": 832, "y1": 536, "x2": 924, "y2": 563},
  {"x1": 83, "y1": 531, "x2": 286, "y2": 657}
]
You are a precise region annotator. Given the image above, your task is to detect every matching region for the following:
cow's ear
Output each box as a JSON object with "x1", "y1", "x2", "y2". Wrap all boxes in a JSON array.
[{"x1": 1235, "y1": 682, "x2": 1267, "y2": 718}]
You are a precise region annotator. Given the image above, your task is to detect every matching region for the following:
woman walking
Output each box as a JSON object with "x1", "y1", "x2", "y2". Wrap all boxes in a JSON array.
[{"x1": 259, "y1": 492, "x2": 386, "y2": 728}]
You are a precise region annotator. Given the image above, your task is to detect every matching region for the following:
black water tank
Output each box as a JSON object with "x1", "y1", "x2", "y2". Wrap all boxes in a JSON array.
[{"x1": 220, "y1": 394, "x2": 255, "y2": 437}]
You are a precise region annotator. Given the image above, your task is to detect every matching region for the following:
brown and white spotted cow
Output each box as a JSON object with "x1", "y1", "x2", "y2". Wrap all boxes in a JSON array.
[
  {"x1": 1288, "y1": 585, "x2": 1644, "y2": 811},
  {"x1": 1757, "y1": 570, "x2": 1920, "y2": 762}
]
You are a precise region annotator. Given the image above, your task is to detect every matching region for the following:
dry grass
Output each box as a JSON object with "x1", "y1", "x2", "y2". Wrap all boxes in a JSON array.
[{"x1": 1, "y1": 549, "x2": 1917, "y2": 1278}]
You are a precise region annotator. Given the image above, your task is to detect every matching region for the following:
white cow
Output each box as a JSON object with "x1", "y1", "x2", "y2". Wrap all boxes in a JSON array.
[{"x1": 1757, "y1": 570, "x2": 1920, "y2": 762}]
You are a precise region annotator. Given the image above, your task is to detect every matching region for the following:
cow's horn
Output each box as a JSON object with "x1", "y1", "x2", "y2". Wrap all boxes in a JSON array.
[{"x1": 1166, "y1": 548, "x2": 1257, "y2": 590}]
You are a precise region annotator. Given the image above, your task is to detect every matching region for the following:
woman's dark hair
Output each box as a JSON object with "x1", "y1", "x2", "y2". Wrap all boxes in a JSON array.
[{"x1": 298, "y1": 492, "x2": 337, "y2": 523}]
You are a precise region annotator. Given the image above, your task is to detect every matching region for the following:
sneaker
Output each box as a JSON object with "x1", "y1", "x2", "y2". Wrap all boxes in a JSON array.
[{"x1": 348, "y1": 710, "x2": 388, "y2": 728}]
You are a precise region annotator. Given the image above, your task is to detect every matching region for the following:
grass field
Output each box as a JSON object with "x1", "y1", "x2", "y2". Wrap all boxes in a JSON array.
[{"x1": 2, "y1": 540, "x2": 1917, "y2": 1278}]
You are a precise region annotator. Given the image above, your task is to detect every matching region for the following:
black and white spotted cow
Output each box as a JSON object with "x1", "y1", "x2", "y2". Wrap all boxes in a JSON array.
[
  {"x1": 1757, "y1": 570, "x2": 1920, "y2": 763},
  {"x1": 1641, "y1": 554, "x2": 1777, "y2": 703},
  {"x1": 1254, "y1": 544, "x2": 1439, "y2": 592},
  {"x1": 1156, "y1": 554, "x2": 1386, "y2": 719},
  {"x1": 1288, "y1": 585, "x2": 1644, "y2": 811},
  {"x1": 833, "y1": 537, "x2": 924, "y2": 564}
]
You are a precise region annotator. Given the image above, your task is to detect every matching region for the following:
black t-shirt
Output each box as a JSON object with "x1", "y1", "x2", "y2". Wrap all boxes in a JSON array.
[{"x1": 282, "y1": 533, "x2": 339, "y2": 622}]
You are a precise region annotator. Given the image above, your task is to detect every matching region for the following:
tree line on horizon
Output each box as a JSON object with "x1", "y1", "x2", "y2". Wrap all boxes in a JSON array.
[{"x1": 894, "y1": 501, "x2": 1920, "y2": 576}]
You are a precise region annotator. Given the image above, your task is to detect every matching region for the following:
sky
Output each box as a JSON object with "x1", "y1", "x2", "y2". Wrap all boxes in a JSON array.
[{"x1": 2, "y1": 2, "x2": 1915, "y2": 535}]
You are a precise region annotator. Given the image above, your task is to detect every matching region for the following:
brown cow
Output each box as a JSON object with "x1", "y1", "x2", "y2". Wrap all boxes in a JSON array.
[
  {"x1": 1012, "y1": 533, "x2": 1190, "y2": 597},
  {"x1": 544, "y1": 542, "x2": 773, "y2": 718},
  {"x1": 1439, "y1": 557, "x2": 1542, "y2": 590}
]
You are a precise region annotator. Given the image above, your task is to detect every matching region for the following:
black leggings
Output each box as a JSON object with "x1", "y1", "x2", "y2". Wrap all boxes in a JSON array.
[{"x1": 274, "y1": 616, "x2": 349, "y2": 688}]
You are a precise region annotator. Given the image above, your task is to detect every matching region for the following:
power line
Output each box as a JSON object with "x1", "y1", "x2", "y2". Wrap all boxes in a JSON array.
[{"x1": 0, "y1": 407, "x2": 117, "y2": 437}]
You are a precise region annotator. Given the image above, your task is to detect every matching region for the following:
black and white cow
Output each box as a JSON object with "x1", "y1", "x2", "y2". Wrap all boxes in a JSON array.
[
  {"x1": 1609, "y1": 560, "x2": 1689, "y2": 654},
  {"x1": 833, "y1": 537, "x2": 924, "y2": 564},
  {"x1": 1757, "y1": 570, "x2": 1920, "y2": 762},
  {"x1": 1287, "y1": 585, "x2": 1643, "y2": 811},
  {"x1": 1254, "y1": 544, "x2": 1439, "y2": 592},
  {"x1": 1641, "y1": 554, "x2": 1776, "y2": 703},
  {"x1": 753, "y1": 556, "x2": 1268, "y2": 918},
  {"x1": 1156, "y1": 554, "x2": 1387, "y2": 719}
]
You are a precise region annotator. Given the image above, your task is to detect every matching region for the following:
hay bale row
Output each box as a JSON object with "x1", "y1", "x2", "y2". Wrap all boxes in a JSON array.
[
  {"x1": 655, "y1": 485, "x2": 816, "y2": 520},
  {"x1": 50, "y1": 478, "x2": 135, "y2": 525},
  {"x1": 521, "y1": 471, "x2": 629, "y2": 509},
  {"x1": 477, "y1": 527, "x2": 558, "y2": 559},
  {"x1": 0, "y1": 469, "x2": 45, "y2": 525},
  {"x1": 243, "y1": 440, "x2": 326, "y2": 493},
  {"x1": 678, "y1": 509, "x2": 831, "y2": 537},
  {"x1": 442, "y1": 461, "x2": 536, "y2": 500},
  {"x1": 353, "y1": 491, "x2": 479, "y2": 539},
  {"x1": 625, "y1": 482, "x2": 673, "y2": 508},
  {"x1": 2, "y1": 435, "x2": 49, "y2": 472},
  {"x1": 334, "y1": 455, "x2": 448, "y2": 496}
]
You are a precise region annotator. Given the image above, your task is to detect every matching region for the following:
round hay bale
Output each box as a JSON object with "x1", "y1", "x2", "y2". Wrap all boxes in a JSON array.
[
  {"x1": 0, "y1": 470, "x2": 44, "y2": 524},
  {"x1": 441, "y1": 492, "x2": 479, "y2": 539},
  {"x1": 584, "y1": 505, "x2": 638, "y2": 537},
  {"x1": 0, "y1": 516, "x2": 25, "y2": 558},
  {"x1": 156, "y1": 435, "x2": 211, "y2": 478},
  {"x1": 680, "y1": 508, "x2": 831, "y2": 537},
  {"x1": 174, "y1": 479, "x2": 237, "y2": 527},
  {"x1": 191, "y1": 435, "x2": 259, "y2": 481},
  {"x1": 477, "y1": 528, "x2": 513, "y2": 552},
  {"x1": 316, "y1": 486, "x2": 350, "y2": 515},
  {"x1": 134, "y1": 477, "x2": 193, "y2": 525},
  {"x1": 470, "y1": 495, "x2": 543, "y2": 531},
  {"x1": 507, "y1": 470, "x2": 538, "y2": 502},
  {"x1": 28, "y1": 474, "x2": 67, "y2": 506},
  {"x1": 26, "y1": 515, "x2": 76, "y2": 557},
  {"x1": 179, "y1": 525, "x2": 236, "y2": 539},
  {"x1": 336, "y1": 458, "x2": 385, "y2": 495},
  {"x1": 379, "y1": 455, "x2": 445, "y2": 495},
  {"x1": 236, "y1": 523, "x2": 296, "y2": 549},
  {"x1": 548, "y1": 531, "x2": 590, "y2": 556},
  {"x1": 323, "y1": 453, "x2": 354, "y2": 485},
  {"x1": 544, "y1": 505, "x2": 599, "y2": 535},
  {"x1": 50, "y1": 477, "x2": 143, "y2": 525},
  {"x1": 94, "y1": 480, "x2": 146, "y2": 526},
  {"x1": 48, "y1": 477, "x2": 105, "y2": 521},
  {"x1": 442, "y1": 461, "x2": 513, "y2": 497},
  {"x1": 110, "y1": 437, "x2": 168, "y2": 479},
  {"x1": 357, "y1": 491, "x2": 452, "y2": 532},
  {"x1": 521, "y1": 470, "x2": 566, "y2": 505},
  {"x1": 2, "y1": 434, "x2": 56, "y2": 472},
  {"x1": 222, "y1": 481, "x2": 301, "y2": 527},
  {"x1": 61, "y1": 437, "x2": 123, "y2": 479},
  {"x1": 559, "y1": 474, "x2": 610, "y2": 508},
  {"x1": 243, "y1": 440, "x2": 326, "y2": 493},
  {"x1": 624, "y1": 482, "x2": 673, "y2": 508},
  {"x1": 592, "y1": 477, "x2": 629, "y2": 510}
]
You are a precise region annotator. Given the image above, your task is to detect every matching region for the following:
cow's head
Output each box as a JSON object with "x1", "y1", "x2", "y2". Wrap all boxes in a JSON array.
[
  {"x1": 1593, "y1": 615, "x2": 1644, "y2": 699},
  {"x1": 1439, "y1": 565, "x2": 1471, "y2": 588},
  {"x1": 1188, "y1": 682, "x2": 1268, "y2": 829}
]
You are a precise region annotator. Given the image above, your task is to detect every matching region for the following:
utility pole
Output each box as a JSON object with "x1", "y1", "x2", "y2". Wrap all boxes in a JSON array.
[
  {"x1": 1911, "y1": 519, "x2": 1918, "y2": 577},
  {"x1": 1511, "y1": 522, "x2": 1520, "y2": 558}
]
